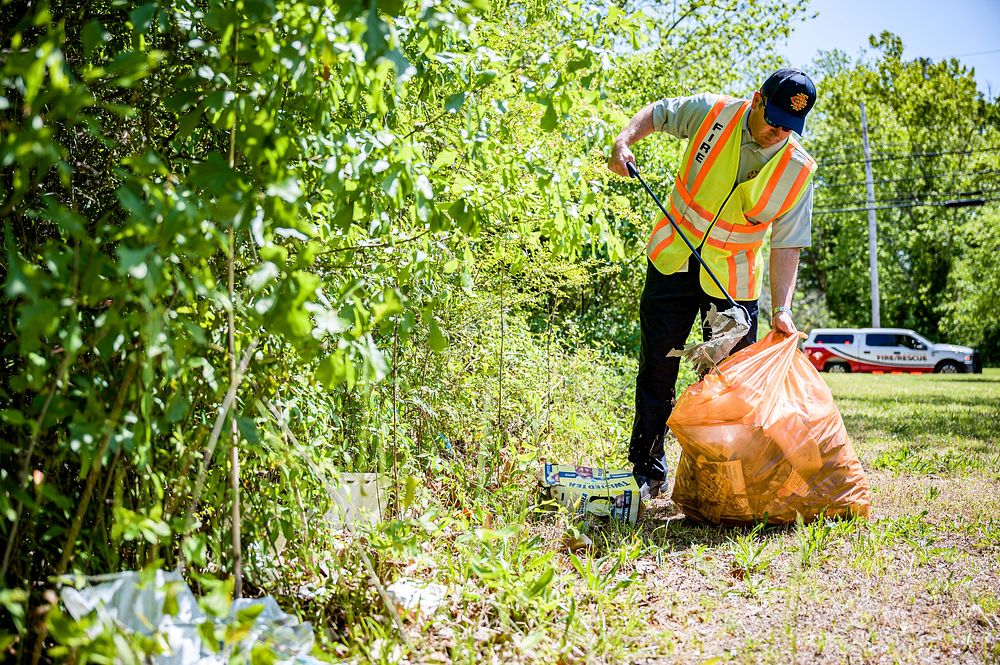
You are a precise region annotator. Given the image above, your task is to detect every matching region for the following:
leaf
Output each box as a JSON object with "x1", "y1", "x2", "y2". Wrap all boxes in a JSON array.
[
  {"x1": 402, "y1": 475, "x2": 418, "y2": 508},
  {"x1": 82, "y1": 20, "x2": 106, "y2": 57},
  {"x1": 364, "y1": 2, "x2": 388, "y2": 61},
  {"x1": 540, "y1": 99, "x2": 557, "y2": 131},
  {"x1": 448, "y1": 198, "x2": 475, "y2": 232},
  {"x1": 526, "y1": 566, "x2": 554, "y2": 598},
  {"x1": 236, "y1": 416, "x2": 260, "y2": 444},
  {"x1": 445, "y1": 92, "x2": 466, "y2": 113},
  {"x1": 164, "y1": 395, "x2": 189, "y2": 423},
  {"x1": 371, "y1": 288, "x2": 403, "y2": 323},
  {"x1": 246, "y1": 262, "x2": 280, "y2": 292},
  {"x1": 176, "y1": 108, "x2": 202, "y2": 139},
  {"x1": 428, "y1": 317, "x2": 448, "y2": 352},
  {"x1": 415, "y1": 174, "x2": 433, "y2": 200},
  {"x1": 117, "y1": 245, "x2": 154, "y2": 278},
  {"x1": 18, "y1": 301, "x2": 60, "y2": 352},
  {"x1": 0, "y1": 409, "x2": 26, "y2": 425},
  {"x1": 432, "y1": 150, "x2": 457, "y2": 170},
  {"x1": 129, "y1": 3, "x2": 157, "y2": 32},
  {"x1": 476, "y1": 70, "x2": 498, "y2": 87}
]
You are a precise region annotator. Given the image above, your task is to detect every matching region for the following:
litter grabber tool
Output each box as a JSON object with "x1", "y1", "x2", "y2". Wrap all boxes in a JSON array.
[{"x1": 626, "y1": 161, "x2": 751, "y2": 374}]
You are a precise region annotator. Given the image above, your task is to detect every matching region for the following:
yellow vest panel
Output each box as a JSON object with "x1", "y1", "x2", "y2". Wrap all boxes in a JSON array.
[{"x1": 645, "y1": 97, "x2": 817, "y2": 300}]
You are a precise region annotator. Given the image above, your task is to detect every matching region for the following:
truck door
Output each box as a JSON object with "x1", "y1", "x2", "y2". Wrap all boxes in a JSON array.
[
  {"x1": 863, "y1": 332, "x2": 932, "y2": 371},
  {"x1": 863, "y1": 332, "x2": 907, "y2": 370},
  {"x1": 896, "y1": 333, "x2": 932, "y2": 370}
]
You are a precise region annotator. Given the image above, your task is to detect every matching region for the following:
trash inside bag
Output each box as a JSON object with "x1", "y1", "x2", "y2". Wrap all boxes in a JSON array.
[{"x1": 668, "y1": 331, "x2": 870, "y2": 525}]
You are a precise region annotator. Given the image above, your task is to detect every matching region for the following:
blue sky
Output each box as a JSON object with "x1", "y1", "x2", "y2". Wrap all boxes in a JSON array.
[{"x1": 778, "y1": 0, "x2": 1000, "y2": 96}]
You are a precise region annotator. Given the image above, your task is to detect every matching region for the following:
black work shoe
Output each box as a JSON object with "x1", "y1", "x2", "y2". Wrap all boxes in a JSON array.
[{"x1": 634, "y1": 474, "x2": 664, "y2": 500}]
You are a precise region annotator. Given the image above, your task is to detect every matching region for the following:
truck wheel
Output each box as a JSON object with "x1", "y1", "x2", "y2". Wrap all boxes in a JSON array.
[
  {"x1": 935, "y1": 360, "x2": 962, "y2": 374},
  {"x1": 825, "y1": 362, "x2": 850, "y2": 373}
]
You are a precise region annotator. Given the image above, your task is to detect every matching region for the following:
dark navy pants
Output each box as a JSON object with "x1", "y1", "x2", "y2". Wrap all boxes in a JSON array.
[{"x1": 629, "y1": 257, "x2": 759, "y2": 480}]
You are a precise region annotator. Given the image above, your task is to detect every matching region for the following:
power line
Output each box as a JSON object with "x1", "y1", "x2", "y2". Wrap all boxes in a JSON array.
[
  {"x1": 818, "y1": 146, "x2": 1000, "y2": 167},
  {"x1": 940, "y1": 48, "x2": 1000, "y2": 58},
  {"x1": 813, "y1": 196, "x2": 1000, "y2": 215},
  {"x1": 848, "y1": 188, "x2": 1000, "y2": 205},
  {"x1": 818, "y1": 188, "x2": 1000, "y2": 205},
  {"x1": 817, "y1": 188, "x2": 999, "y2": 208},
  {"x1": 815, "y1": 167, "x2": 1000, "y2": 190},
  {"x1": 810, "y1": 140, "x2": 996, "y2": 158}
]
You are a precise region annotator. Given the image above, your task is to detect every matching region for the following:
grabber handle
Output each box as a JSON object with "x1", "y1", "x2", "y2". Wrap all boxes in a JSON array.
[{"x1": 623, "y1": 162, "x2": 741, "y2": 312}]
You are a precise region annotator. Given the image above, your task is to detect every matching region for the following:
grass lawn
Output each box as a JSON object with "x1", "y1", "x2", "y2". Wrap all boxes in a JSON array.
[{"x1": 332, "y1": 370, "x2": 1000, "y2": 664}]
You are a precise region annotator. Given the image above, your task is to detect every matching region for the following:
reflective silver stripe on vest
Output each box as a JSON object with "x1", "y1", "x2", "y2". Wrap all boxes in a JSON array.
[
  {"x1": 646, "y1": 220, "x2": 675, "y2": 257},
  {"x1": 746, "y1": 145, "x2": 811, "y2": 222},
  {"x1": 732, "y1": 250, "x2": 753, "y2": 300},
  {"x1": 668, "y1": 187, "x2": 770, "y2": 248}
]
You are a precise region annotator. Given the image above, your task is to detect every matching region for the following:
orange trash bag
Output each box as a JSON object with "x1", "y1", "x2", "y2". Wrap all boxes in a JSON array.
[{"x1": 668, "y1": 331, "x2": 870, "y2": 525}]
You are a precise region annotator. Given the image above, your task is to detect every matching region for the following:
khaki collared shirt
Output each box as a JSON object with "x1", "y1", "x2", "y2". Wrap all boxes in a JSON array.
[{"x1": 651, "y1": 93, "x2": 812, "y2": 248}]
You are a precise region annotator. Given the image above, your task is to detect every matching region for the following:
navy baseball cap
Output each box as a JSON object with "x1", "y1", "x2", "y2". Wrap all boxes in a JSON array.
[{"x1": 760, "y1": 68, "x2": 816, "y2": 135}]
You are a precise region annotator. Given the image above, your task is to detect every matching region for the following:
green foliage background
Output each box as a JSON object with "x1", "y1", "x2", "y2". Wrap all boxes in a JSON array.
[
  {"x1": 799, "y1": 32, "x2": 1000, "y2": 355},
  {"x1": 1, "y1": 0, "x2": 997, "y2": 660}
]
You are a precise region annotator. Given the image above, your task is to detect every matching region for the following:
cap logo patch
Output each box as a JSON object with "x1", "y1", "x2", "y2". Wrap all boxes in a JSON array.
[{"x1": 790, "y1": 93, "x2": 809, "y2": 111}]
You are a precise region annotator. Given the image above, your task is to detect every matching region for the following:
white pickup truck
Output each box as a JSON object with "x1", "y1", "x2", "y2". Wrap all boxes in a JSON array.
[{"x1": 803, "y1": 328, "x2": 982, "y2": 374}]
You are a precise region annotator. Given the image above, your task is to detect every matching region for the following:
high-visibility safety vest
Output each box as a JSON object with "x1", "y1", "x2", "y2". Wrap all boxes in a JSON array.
[{"x1": 645, "y1": 96, "x2": 817, "y2": 301}]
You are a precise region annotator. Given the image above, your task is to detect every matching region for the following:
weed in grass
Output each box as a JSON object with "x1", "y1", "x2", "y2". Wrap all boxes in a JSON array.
[
  {"x1": 727, "y1": 523, "x2": 774, "y2": 597},
  {"x1": 872, "y1": 445, "x2": 987, "y2": 475},
  {"x1": 976, "y1": 520, "x2": 1000, "y2": 548},
  {"x1": 796, "y1": 513, "x2": 834, "y2": 569},
  {"x1": 972, "y1": 590, "x2": 1000, "y2": 616},
  {"x1": 568, "y1": 551, "x2": 632, "y2": 593},
  {"x1": 914, "y1": 544, "x2": 962, "y2": 567},
  {"x1": 688, "y1": 542, "x2": 709, "y2": 564},
  {"x1": 814, "y1": 631, "x2": 828, "y2": 657},
  {"x1": 924, "y1": 570, "x2": 972, "y2": 598}
]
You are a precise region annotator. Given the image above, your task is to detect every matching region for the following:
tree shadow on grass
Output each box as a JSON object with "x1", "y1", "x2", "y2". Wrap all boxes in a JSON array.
[{"x1": 843, "y1": 411, "x2": 1000, "y2": 449}]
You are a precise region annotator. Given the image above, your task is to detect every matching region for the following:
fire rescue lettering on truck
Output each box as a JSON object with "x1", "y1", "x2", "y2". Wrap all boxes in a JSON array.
[
  {"x1": 695, "y1": 121, "x2": 725, "y2": 163},
  {"x1": 875, "y1": 354, "x2": 927, "y2": 362}
]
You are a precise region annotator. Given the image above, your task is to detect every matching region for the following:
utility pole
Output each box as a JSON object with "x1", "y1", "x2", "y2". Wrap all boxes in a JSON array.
[{"x1": 860, "y1": 101, "x2": 881, "y2": 328}]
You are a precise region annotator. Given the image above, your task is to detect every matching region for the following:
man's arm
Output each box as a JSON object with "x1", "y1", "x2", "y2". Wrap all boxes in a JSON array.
[
  {"x1": 769, "y1": 247, "x2": 800, "y2": 335},
  {"x1": 608, "y1": 102, "x2": 656, "y2": 178}
]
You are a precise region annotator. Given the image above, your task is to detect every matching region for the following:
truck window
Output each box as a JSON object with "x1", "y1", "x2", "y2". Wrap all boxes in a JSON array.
[
  {"x1": 898, "y1": 335, "x2": 927, "y2": 350},
  {"x1": 866, "y1": 333, "x2": 897, "y2": 347},
  {"x1": 814, "y1": 334, "x2": 854, "y2": 344}
]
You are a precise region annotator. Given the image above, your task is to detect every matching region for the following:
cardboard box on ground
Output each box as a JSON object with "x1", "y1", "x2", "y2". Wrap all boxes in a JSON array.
[{"x1": 537, "y1": 464, "x2": 642, "y2": 524}]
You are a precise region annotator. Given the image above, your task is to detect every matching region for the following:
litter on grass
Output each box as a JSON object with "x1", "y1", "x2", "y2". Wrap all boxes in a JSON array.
[
  {"x1": 538, "y1": 464, "x2": 641, "y2": 523},
  {"x1": 324, "y1": 472, "x2": 388, "y2": 528},
  {"x1": 60, "y1": 570, "x2": 322, "y2": 664},
  {"x1": 386, "y1": 577, "x2": 448, "y2": 619}
]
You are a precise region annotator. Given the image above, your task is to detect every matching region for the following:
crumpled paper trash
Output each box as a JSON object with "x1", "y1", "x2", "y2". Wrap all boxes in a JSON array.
[
  {"x1": 386, "y1": 577, "x2": 447, "y2": 618},
  {"x1": 60, "y1": 570, "x2": 322, "y2": 664},
  {"x1": 668, "y1": 304, "x2": 751, "y2": 376}
]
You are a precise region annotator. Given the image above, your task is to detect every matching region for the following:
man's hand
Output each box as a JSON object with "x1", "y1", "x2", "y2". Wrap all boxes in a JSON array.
[
  {"x1": 608, "y1": 140, "x2": 637, "y2": 178},
  {"x1": 771, "y1": 310, "x2": 797, "y2": 336},
  {"x1": 608, "y1": 103, "x2": 656, "y2": 178}
]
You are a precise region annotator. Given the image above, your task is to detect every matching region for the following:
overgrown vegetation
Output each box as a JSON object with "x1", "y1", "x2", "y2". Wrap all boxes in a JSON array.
[{"x1": 1, "y1": 0, "x2": 998, "y2": 662}]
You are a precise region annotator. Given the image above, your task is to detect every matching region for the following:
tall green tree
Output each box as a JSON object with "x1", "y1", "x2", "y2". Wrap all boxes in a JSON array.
[{"x1": 800, "y1": 32, "x2": 1000, "y2": 354}]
